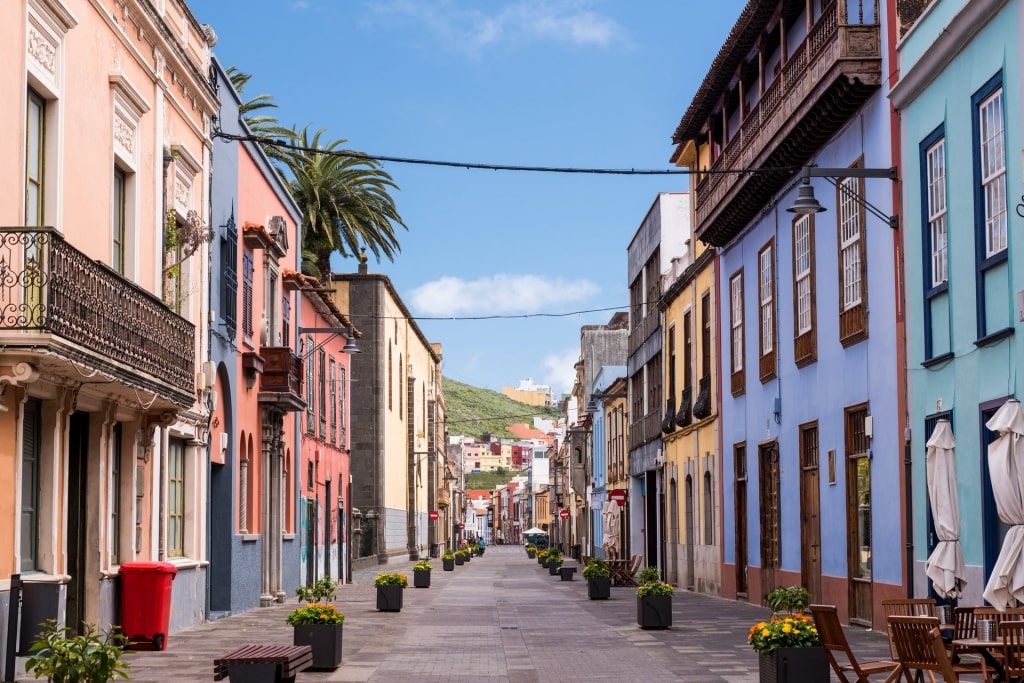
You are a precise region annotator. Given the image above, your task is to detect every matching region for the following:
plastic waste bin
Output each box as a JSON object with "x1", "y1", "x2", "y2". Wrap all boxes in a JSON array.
[{"x1": 119, "y1": 561, "x2": 176, "y2": 651}]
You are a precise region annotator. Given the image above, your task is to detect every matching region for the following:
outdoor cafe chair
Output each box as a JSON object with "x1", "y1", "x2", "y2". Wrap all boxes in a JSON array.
[
  {"x1": 887, "y1": 615, "x2": 960, "y2": 683},
  {"x1": 996, "y1": 620, "x2": 1024, "y2": 683},
  {"x1": 883, "y1": 599, "x2": 939, "y2": 660},
  {"x1": 947, "y1": 607, "x2": 985, "y2": 678},
  {"x1": 809, "y1": 604, "x2": 900, "y2": 683}
]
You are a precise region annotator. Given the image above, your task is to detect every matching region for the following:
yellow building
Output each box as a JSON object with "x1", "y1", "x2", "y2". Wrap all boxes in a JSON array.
[{"x1": 659, "y1": 190, "x2": 720, "y2": 595}]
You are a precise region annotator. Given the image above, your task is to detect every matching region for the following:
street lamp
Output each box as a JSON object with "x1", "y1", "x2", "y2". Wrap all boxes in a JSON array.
[
  {"x1": 587, "y1": 391, "x2": 626, "y2": 413},
  {"x1": 786, "y1": 166, "x2": 899, "y2": 229},
  {"x1": 297, "y1": 326, "x2": 361, "y2": 354}
]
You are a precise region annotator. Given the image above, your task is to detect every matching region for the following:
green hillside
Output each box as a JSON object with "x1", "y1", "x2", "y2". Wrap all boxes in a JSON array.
[{"x1": 442, "y1": 377, "x2": 561, "y2": 440}]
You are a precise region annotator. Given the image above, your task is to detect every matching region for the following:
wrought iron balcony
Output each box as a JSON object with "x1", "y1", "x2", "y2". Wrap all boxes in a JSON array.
[
  {"x1": 258, "y1": 346, "x2": 305, "y2": 411},
  {"x1": 0, "y1": 227, "x2": 194, "y2": 406},
  {"x1": 693, "y1": 2, "x2": 882, "y2": 246}
]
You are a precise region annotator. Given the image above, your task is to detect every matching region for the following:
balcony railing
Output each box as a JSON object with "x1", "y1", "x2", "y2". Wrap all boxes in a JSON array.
[
  {"x1": 0, "y1": 227, "x2": 194, "y2": 398},
  {"x1": 693, "y1": 2, "x2": 882, "y2": 245},
  {"x1": 259, "y1": 346, "x2": 305, "y2": 410}
]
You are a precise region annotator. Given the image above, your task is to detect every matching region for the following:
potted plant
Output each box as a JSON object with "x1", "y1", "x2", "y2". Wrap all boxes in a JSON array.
[
  {"x1": 295, "y1": 575, "x2": 337, "y2": 603},
  {"x1": 26, "y1": 619, "x2": 130, "y2": 683},
  {"x1": 374, "y1": 573, "x2": 408, "y2": 612},
  {"x1": 636, "y1": 566, "x2": 673, "y2": 629},
  {"x1": 749, "y1": 586, "x2": 827, "y2": 682},
  {"x1": 442, "y1": 550, "x2": 456, "y2": 571},
  {"x1": 287, "y1": 603, "x2": 344, "y2": 670},
  {"x1": 461, "y1": 543, "x2": 472, "y2": 562},
  {"x1": 536, "y1": 548, "x2": 549, "y2": 566},
  {"x1": 546, "y1": 549, "x2": 563, "y2": 575},
  {"x1": 525, "y1": 543, "x2": 537, "y2": 559},
  {"x1": 583, "y1": 558, "x2": 611, "y2": 599},
  {"x1": 454, "y1": 549, "x2": 466, "y2": 566},
  {"x1": 413, "y1": 559, "x2": 432, "y2": 588}
]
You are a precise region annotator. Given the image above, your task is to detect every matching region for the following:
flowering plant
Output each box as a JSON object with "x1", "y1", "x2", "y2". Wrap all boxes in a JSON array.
[
  {"x1": 374, "y1": 572, "x2": 408, "y2": 588},
  {"x1": 413, "y1": 559, "x2": 432, "y2": 572},
  {"x1": 286, "y1": 603, "x2": 344, "y2": 625},
  {"x1": 747, "y1": 614, "x2": 820, "y2": 655},
  {"x1": 582, "y1": 558, "x2": 610, "y2": 579},
  {"x1": 636, "y1": 580, "x2": 673, "y2": 597},
  {"x1": 442, "y1": 550, "x2": 455, "y2": 560}
]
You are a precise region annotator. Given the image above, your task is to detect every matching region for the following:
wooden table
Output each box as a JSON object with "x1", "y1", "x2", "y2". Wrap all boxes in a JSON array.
[
  {"x1": 606, "y1": 559, "x2": 636, "y2": 586},
  {"x1": 951, "y1": 637, "x2": 1006, "y2": 681}
]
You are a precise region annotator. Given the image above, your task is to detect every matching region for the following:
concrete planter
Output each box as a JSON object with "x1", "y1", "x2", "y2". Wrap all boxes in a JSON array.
[{"x1": 292, "y1": 623, "x2": 342, "y2": 670}]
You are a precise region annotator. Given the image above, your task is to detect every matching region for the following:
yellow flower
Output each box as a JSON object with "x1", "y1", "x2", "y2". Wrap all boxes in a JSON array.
[
  {"x1": 761, "y1": 628, "x2": 770, "y2": 637},
  {"x1": 782, "y1": 624, "x2": 792, "y2": 634}
]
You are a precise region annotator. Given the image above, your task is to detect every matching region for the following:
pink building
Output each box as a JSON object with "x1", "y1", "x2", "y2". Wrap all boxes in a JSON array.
[{"x1": 0, "y1": 0, "x2": 218, "y2": 647}]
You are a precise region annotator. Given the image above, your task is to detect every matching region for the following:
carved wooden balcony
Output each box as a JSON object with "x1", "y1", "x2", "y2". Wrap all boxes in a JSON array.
[
  {"x1": 258, "y1": 346, "x2": 305, "y2": 411},
  {"x1": 0, "y1": 227, "x2": 194, "y2": 407},
  {"x1": 694, "y1": 2, "x2": 882, "y2": 246}
]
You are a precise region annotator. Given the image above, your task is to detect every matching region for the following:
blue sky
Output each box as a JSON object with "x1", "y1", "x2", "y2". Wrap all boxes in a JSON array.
[{"x1": 196, "y1": 0, "x2": 744, "y2": 395}]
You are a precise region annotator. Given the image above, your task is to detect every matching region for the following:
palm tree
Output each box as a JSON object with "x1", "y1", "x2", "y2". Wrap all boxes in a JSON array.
[
  {"x1": 277, "y1": 126, "x2": 405, "y2": 279},
  {"x1": 226, "y1": 69, "x2": 406, "y2": 278}
]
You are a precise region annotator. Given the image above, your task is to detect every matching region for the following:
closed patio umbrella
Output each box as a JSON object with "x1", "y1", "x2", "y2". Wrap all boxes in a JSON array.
[
  {"x1": 601, "y1": 500, "x2": 620, "y2": 558},
  {"x1": 925, "y1": 419, "x2": 965, "y2": 598},
  {"x1": 982, "y1": 399, "x2": 1024, "y2": 610}
]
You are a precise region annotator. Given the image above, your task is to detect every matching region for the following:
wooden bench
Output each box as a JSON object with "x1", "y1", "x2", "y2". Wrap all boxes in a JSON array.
[{"x1": 213, "y1": 644, "x2": 312, "y2": 683}]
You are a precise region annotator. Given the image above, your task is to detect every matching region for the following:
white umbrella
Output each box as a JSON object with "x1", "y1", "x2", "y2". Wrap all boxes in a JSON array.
[
  {"x1": 925, "y1": 420, "x2": 965, "y2": 598},
  {"x1": 982, "y1": 399, "x2": 1024, "y2": 610},
  {"x1": 523, "y1": 527, "x2": 547, "y2": 536},
  {"x1": 601, "y1": 500, "x2": 620, "y2": 558}
]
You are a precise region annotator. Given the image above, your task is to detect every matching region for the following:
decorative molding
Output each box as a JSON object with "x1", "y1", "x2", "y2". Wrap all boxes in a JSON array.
[
  {"x1": 27, "y1": 28, "x2": 57, "y2": 75},
  {"x1": 113, "y1": 116, "x2": 134, "y2": 155}
]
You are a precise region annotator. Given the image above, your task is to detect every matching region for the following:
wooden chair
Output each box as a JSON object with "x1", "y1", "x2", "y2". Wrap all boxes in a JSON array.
[
  {"x1": 944, "y1": 607, "x2": 985, "y2": 678},
  {"x1": 999, "y1": 620, "x2": 1024, "y2": 682},
  {"x1": 887, "y1": 616, "x2": 959, "y2": 683},
  {"x1": 882, "y1": 599, "x2": 938, "y2": 660},
  {"x1": 809, "y1": 604, "x2": 900, "y2": 683}
]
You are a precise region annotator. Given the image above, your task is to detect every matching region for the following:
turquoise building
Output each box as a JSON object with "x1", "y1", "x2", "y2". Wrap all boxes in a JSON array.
[{"x1": 890, "y1": 0, "x2": 1022, "y2": 605}]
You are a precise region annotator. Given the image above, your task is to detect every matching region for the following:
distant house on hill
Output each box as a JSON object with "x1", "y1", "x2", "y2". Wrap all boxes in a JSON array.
[
  {"x1": 502, "y1": 378, "x2": 557, "y2": 407},
  {"x1": 507, "y1": 423, "x2": 554, "y2": 443}
]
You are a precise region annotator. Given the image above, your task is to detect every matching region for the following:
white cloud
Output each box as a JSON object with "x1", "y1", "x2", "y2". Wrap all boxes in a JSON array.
[
  {"x1": 289, "y1": 0, "x2": 310, "y2": 10},
  {"x1": 408, "y1": 273, "x2": 600, "y2": 316},
  {"x1": 368, "y1": 0, "x2": 625, "y2": 53},
  {"x1": 541, "y1": 347, "x2": 579, "y2": 395}
]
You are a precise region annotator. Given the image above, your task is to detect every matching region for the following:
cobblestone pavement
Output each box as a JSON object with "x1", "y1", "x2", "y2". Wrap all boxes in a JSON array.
[{"x1": 110, "y1": 545, "x2": 957, "y2": 682}]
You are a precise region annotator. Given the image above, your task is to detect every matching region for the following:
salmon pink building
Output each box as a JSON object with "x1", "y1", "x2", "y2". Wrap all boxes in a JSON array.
[{"x1": 0, "y1": 0, "x2": 218, "y2": 656}]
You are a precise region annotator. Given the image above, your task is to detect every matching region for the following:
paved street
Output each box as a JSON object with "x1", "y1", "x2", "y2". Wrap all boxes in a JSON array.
[{"x1": 118, "y1": 545, "x2": 897, "y2": 682}]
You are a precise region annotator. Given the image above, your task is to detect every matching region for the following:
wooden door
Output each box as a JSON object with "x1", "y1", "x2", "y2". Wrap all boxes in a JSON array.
[
  {"x1": 759, "y1": 442, "x2": 780, "y2": 602},
  {"x1": 734, "y1": 443, "x2": 748, "y2": 597},
  {"x1": 800, "y1": 422, "x2": 822, "y2": 604},
  {"x1": 846, "y1": 405, "x2": 872, "y2": 626}
]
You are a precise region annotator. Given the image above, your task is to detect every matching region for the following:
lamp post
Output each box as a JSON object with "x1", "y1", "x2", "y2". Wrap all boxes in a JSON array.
[{"x1": 786, "y1": 166, "x2": 899, "y2": 228}]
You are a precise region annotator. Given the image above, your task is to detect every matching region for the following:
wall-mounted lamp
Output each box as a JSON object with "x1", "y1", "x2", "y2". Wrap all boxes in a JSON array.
[
  {"x1": 587, "y1": 391, "x2": 626, "y2": 413},
  {"x1": 298, "y1": 325, "x2": 361, "y2": 354},
  {"x1": 773, "y1": 397, "x2": 781, "y2": 425},
  {"x1": 787, "y1": 165, "x2": 899, "y2": 229}
]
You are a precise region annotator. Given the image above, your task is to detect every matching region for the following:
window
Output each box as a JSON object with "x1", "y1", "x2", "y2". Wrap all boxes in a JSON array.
[
  {"x1": 338, "y1": 365, "x2": 347, "y2": 443},
  {"x1": 21, "y1": 398, "x2": 41, "y2": 572},
  {"x1": 110, "y1": 424, "x2": 122, "y2": 565},
  {"x1": 242, "y1": 252, "x2": 254, "y2": 339},
  {"x1": 683, "y1": 310, "x2": 693, "y2": 402},
  {"x1": 113, "y1": 169, "x2": 126, "y2": 274},
  {"x1": 838, "y1": 169, "x2": 869, "y2": 345},
  {"x1": 167, "y1": 439, "x2": 185, "y2": 557},
  {"x1": 318, "y1": 349, "x2": 327, "y2": 439},
  {"x1": 329, "y1": 357, "x2": 337, "y2": 444},
  {"x1": 703, "y1": 470, "x2": 713, "y2": 544},
  {"x1": 792, "y1": 214, "x2": 817, "y2": 365},
  {"x1": 729, "y1": 270, "x2": 745, "y2": 395},
  {"x1": 221, "y1": 214, "x2": 237, "y2": 335},
  {"x1": 26, "y1": 90, "x2": 45, "y2": 226},
  {"x1": 305, "y1": 334, "x2": 315, "y2": 434},
  {"x1": 845, "y1": 405, "x2": 871, "y2": 581},
  {"x1": 388, "y1": 347, "x2": 393, "y2": 411},
  {"x1": 972, "y1": 75, "x2": 1010, "y2": 341},
  {"x1": 925, "y1": 138, "x2": 948, "y2": 287},
  {"x1": 978, "y1": 86, "x2": 1007, "y2": 258},
  {"x1": 758, "y1": 240, "x2": 776, "y2": 381},
  {"x1": 700, "y1": 292, "x2": 711, "y2": 379}
]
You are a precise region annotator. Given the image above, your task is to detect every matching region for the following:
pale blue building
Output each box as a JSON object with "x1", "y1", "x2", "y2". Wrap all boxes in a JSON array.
[{"x1": 890, "y1": 0, "x2": 1022, "y2": 606}]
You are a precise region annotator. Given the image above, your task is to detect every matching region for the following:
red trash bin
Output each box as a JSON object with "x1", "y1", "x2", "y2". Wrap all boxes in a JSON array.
[{"x1": 119, "y1": 561, "x2": 177, "y2": 651}]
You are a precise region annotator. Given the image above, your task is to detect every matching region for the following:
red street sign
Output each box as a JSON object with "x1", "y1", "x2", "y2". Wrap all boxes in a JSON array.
[
  {"x1": 559, "y1": 508, "x2": 570, "y2": 519},
  {"x1": 429, "y1": 510, "x2": 439, "y2": 520},
  {"x1": 608, "y1": 489, "x2": 627, "y2": 505}
]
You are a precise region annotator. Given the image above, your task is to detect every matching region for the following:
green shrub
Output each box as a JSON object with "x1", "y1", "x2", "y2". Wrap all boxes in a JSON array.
[
  {"x1": 582, "y1": 558, "x2": 610, "y2": 579},
  {"x1": 26, "y1": 620, "x2": 130, "y2": 683},
  {"x1": 766, "y1": 586, "x2": 810, "y2": 615},
  {"x1": 636, "y1": 565, "x2": 661, "y2": 584},
  {"x1": 296, "y1": 575, "x2": 337, "y2": 602}
]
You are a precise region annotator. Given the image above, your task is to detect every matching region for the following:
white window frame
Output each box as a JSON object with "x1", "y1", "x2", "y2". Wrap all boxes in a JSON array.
[
  {"x1": 730, "y1": 274, "x2": 743, "y2": 372},
  {"x1": 978, "y1": 88, "x2": 1007, "y2": 257},
  {"x1": 839, "y1": 177, "x2": 863, "y2": 310},
  {"x1": 794, "y1": 215, "x2": 812, "y2": 334},
  {"x1": 926, "y1": 138, "x2": 948, "y2": 287},
  {"x1": 759, "y1": 246, "x2": 774, "y2": 356}
]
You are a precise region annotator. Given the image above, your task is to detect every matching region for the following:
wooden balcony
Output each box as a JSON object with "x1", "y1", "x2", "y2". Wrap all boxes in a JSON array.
[
  {"x1": 259, "y1": 346, "x2": 305, "y2": 411},
  {"x1": 0, "y1": 227, "x2": 194, "y2": 408},
  {"x1": 694, "y1": 4, "x2": 882, "y2": 246}
]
